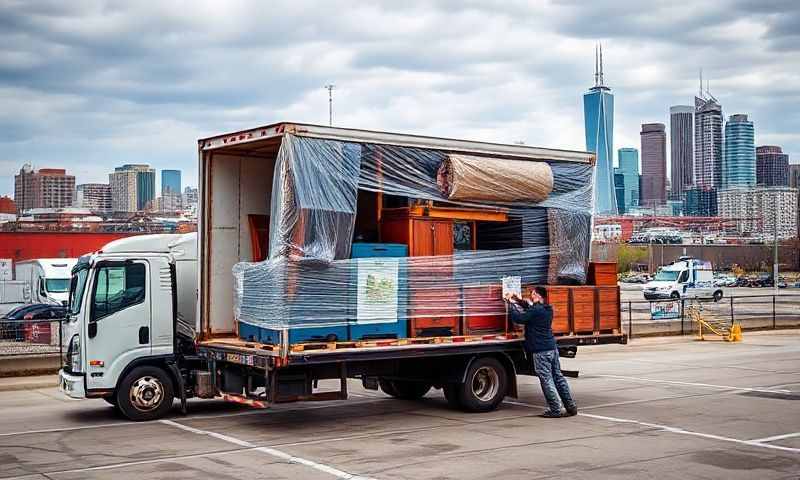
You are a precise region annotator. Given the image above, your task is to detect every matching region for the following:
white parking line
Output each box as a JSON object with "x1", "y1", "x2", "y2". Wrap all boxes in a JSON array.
[
  {"x1": 504, "y1": 399, "x2": 800, "y2": 454},
  {"x1": 750, "y1": 431, "x2": 800, "y2": 443},
  {"x1": 589, "y1": 374, "x2": 793, "y2": 394},
  {"x1": 580, "y1": 413, "x2": 800, "y2": 454},
  {"x1": 161, "y1": 419, "x2": 375, "y2": 480},
  {"x1": 0, "y1": 421, "x2": 132, "y2": 438}
]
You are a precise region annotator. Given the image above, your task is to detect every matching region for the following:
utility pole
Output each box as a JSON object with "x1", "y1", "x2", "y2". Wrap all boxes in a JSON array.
[
  {"x1": 324, "y1": 84, "x2": 335, "y2": 126},
  {"x1": 773, "y1": 196, "x2": 779, "y2": 292}
]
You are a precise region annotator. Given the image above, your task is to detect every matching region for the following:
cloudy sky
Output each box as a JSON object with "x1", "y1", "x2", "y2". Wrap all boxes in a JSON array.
[{"x1": 1, "y1": 0, "x2": 798, "y2": 197}]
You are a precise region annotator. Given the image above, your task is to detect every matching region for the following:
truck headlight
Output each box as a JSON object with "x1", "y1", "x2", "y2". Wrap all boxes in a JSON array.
[{"x1": 67, "y1": 334, "x2": 82, "y2": 373}]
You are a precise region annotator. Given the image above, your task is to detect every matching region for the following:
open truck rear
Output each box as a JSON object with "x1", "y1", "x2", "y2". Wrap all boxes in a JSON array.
[
  {"x1": 194, "y1": 122, "x2": 625, "y2": 414},
  {"x1": 59, "y1": 122, "x2": 624, "y2": 420}
]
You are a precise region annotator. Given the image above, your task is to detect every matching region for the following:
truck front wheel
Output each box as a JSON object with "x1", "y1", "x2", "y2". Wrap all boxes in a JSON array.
[
  {"x1": 455, "y1": 357, "x2": 508, "y2": 412},
  {"x1": 116, "y1": 366, "x2": 174, "y2": 421}
]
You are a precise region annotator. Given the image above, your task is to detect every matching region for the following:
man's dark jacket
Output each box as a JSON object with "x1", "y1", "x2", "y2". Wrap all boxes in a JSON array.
[{"x1": 508, "y1": 301, "x2": 556, "y2": 353}]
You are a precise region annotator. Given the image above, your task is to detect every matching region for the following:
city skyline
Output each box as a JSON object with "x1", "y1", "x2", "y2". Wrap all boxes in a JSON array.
[{"x1": 2, "y1": 2, "x2": 799, "y2": 197}]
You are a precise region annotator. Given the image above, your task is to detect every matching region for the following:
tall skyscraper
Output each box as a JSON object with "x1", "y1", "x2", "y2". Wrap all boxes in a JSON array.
[
  {"x1": 640, "y1": 123, "x2": 667, "y2": 208},
  {"x1": 669, "y1": 105, "x2": 693, "y2": 199},
  {"x1": 583, "y1": 44, "x2": 616, "y2": 214},
  {"x1": 723, "y1": 114, "x2": 756, "y2": 188},
  {"x1": 694, "y1": 86, "x2": 723, "y2": 188},
  {"x1": 161, "y1": 170, "x2": 181, "y2": 195},
  {"x1": 613, "y1": 171, "x2": 625, "y2": 214},
  {"x1": 756, "y1": 146, "x2": 789, "y2": 187},
  {"x1": 616, "y1": 147, "x2": 639, "y2": 212},
  {"x1": 109, "y1": 164, "x2": 155, "y2": 213},
  {"x1": 13, "y1": 165, "x2": 75, "y2": 214}
]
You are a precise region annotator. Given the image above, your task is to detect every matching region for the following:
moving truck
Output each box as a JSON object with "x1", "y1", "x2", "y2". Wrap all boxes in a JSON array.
[
  {"x1": 59, "y1": 122, "x2": 626, "y2": 421},
  {"x1": 15, "y1": 258, "x2": 77, "y2": 305}
]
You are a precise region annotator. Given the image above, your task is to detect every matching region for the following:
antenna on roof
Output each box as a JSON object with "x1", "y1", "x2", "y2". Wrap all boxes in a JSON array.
[
  {"x1": 324, "y1": 84, "x2": 335, "y2": 126},
  {"x1": 599, "y1": 42, "x2": 604, "y2": 86},
  {"x1": 699, "y1": 68, "x2": 703, "y2": 98},
  {"x1": 594, "y1": 43, "x2": 599, "y2": 86}
]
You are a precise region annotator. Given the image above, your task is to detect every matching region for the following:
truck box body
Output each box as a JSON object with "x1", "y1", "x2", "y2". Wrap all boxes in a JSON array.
[{"x1": 197, "y1": 122, "x2": 620, "y2": 356}]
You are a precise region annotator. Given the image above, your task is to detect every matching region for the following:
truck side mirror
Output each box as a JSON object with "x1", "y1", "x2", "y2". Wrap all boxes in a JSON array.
[{"x1": 88, "y1": 321, "x2": 97, "y2": 339}]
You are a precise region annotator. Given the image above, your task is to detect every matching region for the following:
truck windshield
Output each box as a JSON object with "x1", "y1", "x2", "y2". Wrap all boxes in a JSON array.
[
  {"x1": 45, "y1": 278, "x2": 70, "y2": 293},
  {"x1": 68, "y1": 268, "x2": 89, "y2": 315},
  {"x1": 654, "y1": 270, "x2": 679, "y2": 281}
]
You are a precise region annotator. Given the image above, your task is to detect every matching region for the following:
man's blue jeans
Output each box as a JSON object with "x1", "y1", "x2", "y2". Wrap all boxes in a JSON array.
[{"x1": 533, "y1": 349, "x2": 576, "y2": 413}]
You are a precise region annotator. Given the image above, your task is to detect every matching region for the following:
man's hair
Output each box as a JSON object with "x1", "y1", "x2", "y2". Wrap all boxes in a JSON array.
[{"x1": 533, "y1": 286, "x2": 548, "y2": 302}]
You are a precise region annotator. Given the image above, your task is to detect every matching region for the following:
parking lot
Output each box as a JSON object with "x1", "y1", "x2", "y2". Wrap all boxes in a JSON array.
[{"x1": 0, "y1": 330, "x2": 797, "y2": 479}]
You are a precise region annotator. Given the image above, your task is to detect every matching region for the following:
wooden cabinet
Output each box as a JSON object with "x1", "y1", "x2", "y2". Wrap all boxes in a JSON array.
[
  {"x1": 544, "y1": 286, "x2": 571, "y2": 334},
  {"x1": 588, "y1": 262, "x2": 618, "y2": 286},
  {"x1": 462, "y1": 284, "x2": 505, "y2": 334},
  {"x1": 531, "y1": 285, "x2": 621, "y2": 336},
  {"x1": 597, "y1": 286, "x2": 620, "y2": 331}
]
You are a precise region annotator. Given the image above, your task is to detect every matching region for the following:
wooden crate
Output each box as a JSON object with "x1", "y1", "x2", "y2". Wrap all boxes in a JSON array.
[
  {"x1": 408, "y1": 285, "x2": 461, "y2": 337},
  {"x1": 597, "y1": 286, "x2": 621, "y2": 331},
  {"x1": 462, "y1": 284, "x2": 506, "y2": 334},
  {"x1": 588, "y1": 262, "x2": 618, "y2": 286},
  {"x1": 571, "y1": 287, "x2": 597, "y2": 332},
  {"x1": 544, "y1": 286, "x2": 571, "y2": 334}
]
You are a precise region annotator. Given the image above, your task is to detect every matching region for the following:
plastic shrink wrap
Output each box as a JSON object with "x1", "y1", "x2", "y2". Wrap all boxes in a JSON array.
[{"x1": 233, "y1": 134, "x2": 593, "y2": 340}]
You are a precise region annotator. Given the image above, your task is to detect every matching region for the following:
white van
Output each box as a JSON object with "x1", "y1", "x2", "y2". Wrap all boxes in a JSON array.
[
  {"x1": 15, "y1": 259, "x2": 77, "y2": 305},
  {"x1": 643, "y1": 256, "x2": 723, "y2": 302}
]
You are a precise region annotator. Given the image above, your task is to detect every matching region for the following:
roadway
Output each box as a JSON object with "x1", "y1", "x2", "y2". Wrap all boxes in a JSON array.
[{"x1": 0, "y1": 330, "x2": 798, "y2": 479}]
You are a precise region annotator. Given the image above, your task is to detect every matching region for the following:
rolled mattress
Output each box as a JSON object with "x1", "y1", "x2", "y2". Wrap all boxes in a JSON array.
[{"x1": 436, "y1": 154, "x2": 554, "y2": 203}]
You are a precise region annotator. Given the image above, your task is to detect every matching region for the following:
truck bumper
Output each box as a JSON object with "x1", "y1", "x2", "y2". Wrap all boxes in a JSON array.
[
  {"x1": 643, "y1": 292, "x2": 672, "y2": 300},
  {"x1": 58, "y1": 369, "x2": 86, "y2": 399}
]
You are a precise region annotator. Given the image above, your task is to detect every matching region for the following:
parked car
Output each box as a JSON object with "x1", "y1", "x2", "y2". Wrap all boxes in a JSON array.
[{"x1": 1, "y1": 304, "x2": 67, "y2": 340}]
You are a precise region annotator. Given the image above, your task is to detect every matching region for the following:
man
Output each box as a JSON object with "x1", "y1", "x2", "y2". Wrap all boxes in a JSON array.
[{"x1": 505, "y1": 286, "x2": 577, "y2": 418}]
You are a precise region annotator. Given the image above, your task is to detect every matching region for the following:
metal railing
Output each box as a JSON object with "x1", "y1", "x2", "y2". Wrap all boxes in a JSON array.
[
  {"x1": 0, "y1": 318, "x2": 63, "y2": 358},
  {"x1": 621, "y1": 293, "x2": 800, "y2": 340}
]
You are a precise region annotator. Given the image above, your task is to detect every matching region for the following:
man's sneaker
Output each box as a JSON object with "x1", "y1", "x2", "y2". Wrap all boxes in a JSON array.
[
  {"x1": 565, "y1": 405, "x2": 578, "y2": 417},
  {"x1": 540, "y1": 410, "x2": 562, "y2": 418}
]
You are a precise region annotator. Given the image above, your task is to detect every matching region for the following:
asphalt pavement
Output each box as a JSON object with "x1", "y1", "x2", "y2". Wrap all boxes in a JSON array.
[{"x1": 0, "y1": 330, "x2": 798, "y2": 479}]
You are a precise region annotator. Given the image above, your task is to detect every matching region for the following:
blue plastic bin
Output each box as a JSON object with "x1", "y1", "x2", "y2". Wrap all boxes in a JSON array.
[
  {"x1": 349, "y1": 243, "x2": 408, "y2": 340},
  {"x1": 239, "y1": 322, "x2": 349, "y2": 344}
]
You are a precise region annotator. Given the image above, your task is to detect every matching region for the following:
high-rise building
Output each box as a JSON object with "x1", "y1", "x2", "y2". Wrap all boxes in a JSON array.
[
  {"x1": 694, "y1": 93, "x2": 723, "y2": 188},
  {"x1": 616, "y1": 148, "x2": 639, "y2": 212},
  {"x1": 684, "y1": 186, "x2": 717, "y2": 216},
  {"x1": 161, "y1": 169, "x2": 181, "y2": 195},
  {"x1": 669, "y1": 105, "x2": 693, "y2": 199},
  {"x1": 718, "y1": 187, "x2": 798, "y2": 239},
  {"x1": 640, "y1": 123, "x2": 667, "y2": 208},
  {"x1": 756, "y1": 146, "x2": 789, "y2": 187},
  {"x1": 613, "y1": 171, "x2": 625, "y2": 215},
  {"x1": 583, "y1": 44, "x2": 616, "y2": 214},
  {"x1": 75, "y1": 183, "x2": 112, "y2": 214},
  {"x1": 13, "y1": 165, "x2": 76, "y2": 214},
  {"x1": 183, "y1": 186, "x2": 198, "y2": 207},
  {"x1": 109, "y1": 164, "x2": 155, "y2": 213},
  {"x1": 790, "y1": 164, "x2": 800, "y2": 189},
  {"x1": 723, "y1": 114, "x2": 756, "y2": 188}
]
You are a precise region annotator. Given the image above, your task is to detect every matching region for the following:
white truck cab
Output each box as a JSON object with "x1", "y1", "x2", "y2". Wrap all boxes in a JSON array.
[
  {"x1": 15, "y1": 258, "x2": 77, "y2": 305},
  {"x1": 643, "y1": 256, "x2": 723, "y2": 302},
  {"x1": 59, "y1": 233, "x2": 197, "y2": 420}
]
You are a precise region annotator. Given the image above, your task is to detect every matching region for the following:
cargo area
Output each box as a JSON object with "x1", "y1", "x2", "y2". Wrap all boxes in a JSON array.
[{"x1": 197, "y1": 123, "x2": 624, "y2": 359}]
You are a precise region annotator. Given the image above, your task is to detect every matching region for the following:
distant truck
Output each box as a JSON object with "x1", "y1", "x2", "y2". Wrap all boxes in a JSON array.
[
  {"x1": 643, "y1": 256, "x2": 723, "y2": 302},
  {"x1": 15, "y1": 259, "x2": 77, "y2": 305}
]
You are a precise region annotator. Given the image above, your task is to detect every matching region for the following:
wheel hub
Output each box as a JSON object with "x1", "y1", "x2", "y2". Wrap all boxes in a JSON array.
[
  {"x1": 130, "y1": 376, "x2": 164, "y2": 412},
  {"x1": 471, "y1": 366, "x2": 500, "y2": 402}
]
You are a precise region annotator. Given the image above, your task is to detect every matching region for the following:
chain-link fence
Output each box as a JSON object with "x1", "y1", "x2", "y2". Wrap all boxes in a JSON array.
[
  {"x1": 0, "y1": 318, "x2": 62, "y2": 357},
  {"x1": 621, "y1": 294, "x2": 800, "y2": 339}
]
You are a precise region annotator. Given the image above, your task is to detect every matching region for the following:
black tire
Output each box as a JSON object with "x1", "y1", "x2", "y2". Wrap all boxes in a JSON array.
[
  {"x1": 670, "y1": 292, "x2": 681, "y2": 300},
  {"x1": 103, "y1": 396, "x2": 118, "y2": 407},
  {"x1": 116, "y1": 366, "x2": 174, "y2": 421},
  {"x1": 456, "y1": 357, "x2": 507, "y2": 413},
  {"x1": 713, "y1": 290, "x2": 723, "y2": 302},
  {"x1": 379, "y1": 378, "x2": 431, "y2": 400},
  {"x1": 443, "y1": 384, "x2": 461, "y2": 408}
]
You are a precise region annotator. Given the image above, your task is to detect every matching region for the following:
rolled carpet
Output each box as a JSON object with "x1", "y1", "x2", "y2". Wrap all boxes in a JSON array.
[{"x1": 437, "y1": 154, "x2": 554, "y2": 203}]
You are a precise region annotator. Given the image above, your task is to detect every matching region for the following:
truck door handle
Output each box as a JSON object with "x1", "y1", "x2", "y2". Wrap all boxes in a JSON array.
[{"x1": 139, "y1": 326, "x2": 149, "y2": 344}]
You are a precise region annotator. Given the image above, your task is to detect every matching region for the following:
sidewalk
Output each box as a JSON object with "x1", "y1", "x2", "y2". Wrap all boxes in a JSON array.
[{"x1": 0, "y1": 374, "x2": 58, "y2": 392}]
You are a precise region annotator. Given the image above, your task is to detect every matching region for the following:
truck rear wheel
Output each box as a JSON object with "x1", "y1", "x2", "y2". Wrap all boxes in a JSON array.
[
  {"x1": 116, "y1": 366, "x2": 174, "y2": 421},
  {"x1": 379, "y1": 379, "x2": 431, "y2": 400},
  {"x1": 713, "y1": 290, "x2": 723, "y2": 302},
  {"x1": 455, "y1": 357, "x2": 507, "y2": 412}
]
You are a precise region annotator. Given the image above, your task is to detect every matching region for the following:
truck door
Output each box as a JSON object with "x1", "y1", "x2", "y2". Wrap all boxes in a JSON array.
[{"x1": 84, "y1": 260, "x2": 151, "y2": 391}]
